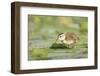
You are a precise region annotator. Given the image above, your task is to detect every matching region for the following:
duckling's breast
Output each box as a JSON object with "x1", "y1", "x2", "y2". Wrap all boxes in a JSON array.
[{"x1": 63, "y1": 40, "x2": 74, "y2": 45}]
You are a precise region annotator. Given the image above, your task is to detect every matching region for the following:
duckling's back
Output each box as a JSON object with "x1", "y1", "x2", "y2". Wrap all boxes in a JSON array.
[{"x1": 64, "y1": 32, "x2": 79, "y2": 43}]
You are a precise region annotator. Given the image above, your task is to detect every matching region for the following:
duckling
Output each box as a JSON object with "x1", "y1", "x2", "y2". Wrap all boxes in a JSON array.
[{"x1": 55, "y1": 32, "x2": 79, "y2": 48}]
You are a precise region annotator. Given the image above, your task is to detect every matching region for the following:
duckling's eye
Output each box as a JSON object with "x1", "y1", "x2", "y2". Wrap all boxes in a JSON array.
[{"x1": 59, "y1": 35, "x2": 62, "y2": 37}]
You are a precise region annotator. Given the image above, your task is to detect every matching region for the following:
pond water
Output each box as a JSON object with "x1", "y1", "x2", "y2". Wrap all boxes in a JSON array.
[{"x1": 28, "y1": 36, "x2": 88, "y2": 60}]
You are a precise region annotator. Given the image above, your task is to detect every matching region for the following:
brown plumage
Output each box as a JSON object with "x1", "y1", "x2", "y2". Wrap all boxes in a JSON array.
[{"x1": 64, "y1": 32, "x2": 79, "y2": 44}]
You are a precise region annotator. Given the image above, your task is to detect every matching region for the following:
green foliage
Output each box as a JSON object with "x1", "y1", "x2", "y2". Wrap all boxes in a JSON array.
[
  {"x1": 29, "y1": 48, "x2": 48, "y2": 60},
  {"x1": 80, "y1": 21, "x2": 88, "y2": 33},
  {"x1": 50, "y1": 43, "x2": 67, "y2": 48},
  {"x1": 28, "y1": 15, "x2": 88, "y2": 39},
  {"x1": 50, "y1": 43, "x2": 74, "y2": 49}
]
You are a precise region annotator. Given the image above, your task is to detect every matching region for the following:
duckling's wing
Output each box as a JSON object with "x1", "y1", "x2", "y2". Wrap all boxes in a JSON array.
[{"x1": 65, "y1": 32, "x2": 79, "y2": 40}]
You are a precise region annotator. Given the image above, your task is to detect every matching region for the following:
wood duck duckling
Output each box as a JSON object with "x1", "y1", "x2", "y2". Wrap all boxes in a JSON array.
[{"x1": 55, "y1": 32, "x2": 79, "y2": 48}]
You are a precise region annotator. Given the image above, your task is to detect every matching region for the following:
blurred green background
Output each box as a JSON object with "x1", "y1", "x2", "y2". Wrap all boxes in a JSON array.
[{"x1": 28, "y1": 15, "x2": 88, "y2": 60}]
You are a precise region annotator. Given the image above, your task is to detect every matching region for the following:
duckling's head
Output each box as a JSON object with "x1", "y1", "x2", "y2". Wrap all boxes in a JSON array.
[{"x1": 58, "y1": 33, "x2": 65, "y2": 41}]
